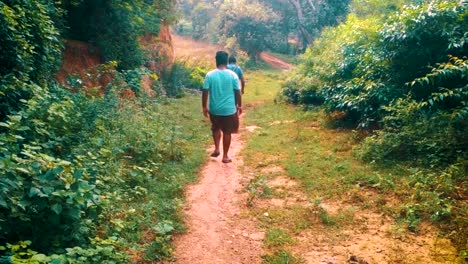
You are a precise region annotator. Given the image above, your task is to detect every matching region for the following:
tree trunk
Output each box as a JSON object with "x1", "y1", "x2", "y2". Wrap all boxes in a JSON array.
[
  {"x1": 305, "y1": 0, "x2": 317, "y2": 11},
  {"x1": 287, "y1": 0, "x2": 313, "y2": 47}
]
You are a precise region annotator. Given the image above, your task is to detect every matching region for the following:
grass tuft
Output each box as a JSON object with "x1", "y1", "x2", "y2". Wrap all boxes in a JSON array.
[
  {"x1": 262, "y1": 250, "x2": 304, "y2": 264},
  {"x1": 264, "y1": 228, "x2": 294, "y2": 248}
]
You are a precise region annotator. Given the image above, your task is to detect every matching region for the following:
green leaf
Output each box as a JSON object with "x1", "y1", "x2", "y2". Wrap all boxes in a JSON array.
[
  {"x1": 51, "y1": 204, "x2": 62, "y2": 215},
  {"x1": 16, "y1": 167, "x2": 30, "y2": 174},
  {"x1": 73, "y1": 170, "x2": 84, "y2": 180},
  {"x1": 0, "y1": 196, "x2": 7, "y2": 208},
  {"x1": 50, "y1": 257, "x2": 66, "y2": 264},
  {"x1": 155, "y1": 221, "x2": 174, "y2": 235},
  {"x1": 67, "y1": 208, "x2": 81, "y2": 220},
  {"x1": 78, "y1": 181, "x2": 92, "y2": 192},
  {"x1": 31, "y1": 253, "x2": 48, "y2": 261},
  {"x1": 29, "y1": 187, "x2": 43, "y2": 198},
  {"x1": 42, "y1": 186, "x2": 54, "y2": 195},
  {"x1": 18, "y1": 200, "x2": 31, "y2": 210}
]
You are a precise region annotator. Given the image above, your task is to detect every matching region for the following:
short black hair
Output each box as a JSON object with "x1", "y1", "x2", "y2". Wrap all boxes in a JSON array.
[
  {"x1": 216, "y1": 51, "x2": 228, "y2": 67},
  {"x1": 228, "y1": 56, "x2": 237, "y2": 64}
]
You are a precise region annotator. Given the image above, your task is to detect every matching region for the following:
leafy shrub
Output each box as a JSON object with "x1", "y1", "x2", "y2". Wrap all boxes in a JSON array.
[
  {"x1": 1, "y1": 73, "x2": 209, "y2": 261},
  {"x1": 162, "y1": 61, "x2": 209, "y2": 97},
  {"x1": 284, "y1": 0, "x2": 467, "y2": 251},
  {"x1": 358, "y1": 57, "x2": 467, "y2": 165},
  {"x1": 0, "y1": 83, "x2": 112, "y2": 252},
  {"x1": 282, "y1": 13, "x2": 383, "y2": 116},
  {"x1": 282, "y1": 75, "x2": 325, "y2": 105},
  {"x1": 0, "y1": 238, "x2": 128, "y2": 263},
  {"x1": 0, "y1": 0, "x2": 63, "y2": 121},
  {"x1": 285, "y1": 0, "x2": 466, "y2": 127},
  {"x1": 1, "y1": 0, "x2": 203, "y2": 262},
  {"x1": 285, "y1": 0, "x2": 466, "y2": 166}
]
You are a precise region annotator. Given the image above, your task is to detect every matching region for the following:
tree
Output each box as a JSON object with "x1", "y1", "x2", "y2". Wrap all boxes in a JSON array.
[
  {"x1": 65, "y1": 0, "x2": 176, "y2": 70},
  {"x1": 261, "y1": 0, "x2": 351, "y2": 50},
  {"x1": 191, "y1": 3, "x2": 213, "y2": 40},
  {"x1": 217, "y1": 0, "x2": 279, "y2": 61}
]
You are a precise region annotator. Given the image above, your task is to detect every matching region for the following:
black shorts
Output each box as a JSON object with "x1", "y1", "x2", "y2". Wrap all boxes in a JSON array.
[{"x1": 209, "y1": 113, "x2": 239, "y2": 134}]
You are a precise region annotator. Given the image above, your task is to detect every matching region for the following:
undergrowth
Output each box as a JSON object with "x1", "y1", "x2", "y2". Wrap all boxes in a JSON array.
[{"x1": 0, "y1": 79, "x2": 209, "y2": 262}]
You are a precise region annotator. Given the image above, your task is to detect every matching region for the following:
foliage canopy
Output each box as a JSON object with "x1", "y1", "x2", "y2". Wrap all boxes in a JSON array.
[{"x1": 0, "y1": 0, "x2": 197, "y2": 262}]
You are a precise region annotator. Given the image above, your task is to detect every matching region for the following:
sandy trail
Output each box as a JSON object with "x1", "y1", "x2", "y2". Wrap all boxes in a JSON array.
[{"x1": 171, "y1": 130, "x2": 263, "y2": 264}]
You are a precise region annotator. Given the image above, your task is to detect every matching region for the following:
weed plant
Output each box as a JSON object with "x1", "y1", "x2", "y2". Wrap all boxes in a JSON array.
[
  {"x1": 262, "y1": 250, "x2": 304, "y2": 264},
  {"x1": 162, "y1": 59, "x2": 210, "y2": 97},
  {"x1": 264, "y1": 228, "x2": 294, "y2": 248},
  {"x1": 0, "y1": 75, "x2": 209, "y2": 261}
]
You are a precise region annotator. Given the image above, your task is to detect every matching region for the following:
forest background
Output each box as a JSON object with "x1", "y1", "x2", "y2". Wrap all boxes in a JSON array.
[{"x1": 0, "y1": 0, "x2": 466, "y2": 262}]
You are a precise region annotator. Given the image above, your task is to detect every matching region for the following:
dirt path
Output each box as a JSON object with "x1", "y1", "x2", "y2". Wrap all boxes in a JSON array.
[
  {"x1": 171, "y1": 129, "x2": 264, "y2": 263},
  {"x1": 260, "y1": 52, "x2": 294, "y2": 70}
]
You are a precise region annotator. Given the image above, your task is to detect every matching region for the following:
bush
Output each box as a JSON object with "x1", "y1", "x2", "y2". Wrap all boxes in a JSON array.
[
  {"x1": 0, "y1": 0, "x2": 63, "y2": 121},
  {"x1": 162, "y1": 61, "x2": 209, "y2": 97},
  {"x1": 284, "y1": 0, "x2": 466, "y2": 127},
  {"x1": 282, "y1": 74, "x2": 325, "y2": 105},
  {"x1": 1, "y1": 73, "x2": 209, "y2": 260},
  {"x1": 284, "y1": 1, "x2": 467, "y2": 250},
  {"x1": 358, "y1": 57, "x2": 467, "y2": 166},
  {"x1": 1, "y1": 0, "x2": 200, "y2": 262},
  {"x1": 0, "y1": 83, "x2": 113, "y2": 252},
  {"x1": 0, "y1": 238, "x2": 128, "y2": 263}
]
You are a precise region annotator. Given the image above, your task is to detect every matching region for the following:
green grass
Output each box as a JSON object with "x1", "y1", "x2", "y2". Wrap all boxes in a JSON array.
[
  {"x1": 262, "y1": 250, "x2": 304, "y2": 264},
  {"x1": 243, "y1": 102, "x2": 405, "y2": 198},
  {"x1": 241, "y1": 69, "x2": 464, "y2": 262},
  {"x1": 267, "y1": 52, "x2": 300, "y2": 65},
  {"x1": 264, "y1": 228, "x2": 294, "y2": 248},
  {"x1": 96, "y1": 95, "x2": 211, "y2": 261},
  {"x1": 243, "y1": 69, "x2": 284, "y2": 105}
]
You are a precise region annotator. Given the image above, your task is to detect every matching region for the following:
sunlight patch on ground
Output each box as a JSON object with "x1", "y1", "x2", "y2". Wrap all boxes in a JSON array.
[{"x1": 241, "y1": 99, "x2": 458, "y2": 263}]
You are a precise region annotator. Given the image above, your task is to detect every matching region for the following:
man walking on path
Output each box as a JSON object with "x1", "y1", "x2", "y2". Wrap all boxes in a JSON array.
[
  {"x1": 202, "y1": 51, "x2": 242, "y2": 163},
  {"x1": 227, "y1": 56, "x2": 245, "y2": 94}
]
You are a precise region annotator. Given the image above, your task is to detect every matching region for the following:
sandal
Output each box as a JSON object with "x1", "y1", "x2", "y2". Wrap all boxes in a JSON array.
[
  {"x1": 222, "y1": 158, "x2": 232, "y2": 163},
  {"x1": 210, "y1": 151, "x2": 220, "y2": 157}
]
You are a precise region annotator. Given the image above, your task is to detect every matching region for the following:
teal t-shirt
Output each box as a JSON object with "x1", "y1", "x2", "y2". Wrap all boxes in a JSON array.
[
  {"x1": 227, "y1": 64, "x2": 244, "y2": 79},
  {"x1": 203, "y1": 69, "x2": 240, "y2": 116}
]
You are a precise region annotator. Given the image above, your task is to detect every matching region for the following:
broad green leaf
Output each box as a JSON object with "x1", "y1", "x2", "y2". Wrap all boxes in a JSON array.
[
  {"x1": 31, "y1": 253, "x2": 48, "y2": 261},
  {"x1": 16, "y1": 167, "x2": 30, "y2": 174},
  {"x1": 51, "y1": 204, "x2": 62, "y2": 215},
  {"x1": 29, "y1": 187, "x2": 42, "y2": 198}
]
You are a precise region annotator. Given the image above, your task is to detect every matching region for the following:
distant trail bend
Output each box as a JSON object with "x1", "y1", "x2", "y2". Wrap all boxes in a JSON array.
[{"x1": 260, "y1": 52, "x2": 294, "y2": 70}]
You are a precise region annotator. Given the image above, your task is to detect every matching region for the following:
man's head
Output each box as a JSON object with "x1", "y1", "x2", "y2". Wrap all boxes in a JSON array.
[
  {"x1": 216, "y1": 51, "x2": 229, "y2": 67},
  {"x1": 228, "y1": 56, "x2": 237, "y2": 64}
]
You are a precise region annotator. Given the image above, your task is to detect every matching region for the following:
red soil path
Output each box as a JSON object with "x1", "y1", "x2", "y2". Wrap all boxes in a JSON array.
[
  {"x1": 260, "y1": 52, "x2": 294, "y2": 70},
  {"x1": 171, "y1": 132, "x2": 264, "y2": 263}
]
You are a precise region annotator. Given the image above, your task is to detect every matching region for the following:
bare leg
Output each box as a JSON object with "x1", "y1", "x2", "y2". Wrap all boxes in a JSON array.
[
  {"x1": 212, "y1": 129, "x2": 221, "y2": 156},
  {"x1": 222, "y1": 133, "x2": 232, "y2": 163}
]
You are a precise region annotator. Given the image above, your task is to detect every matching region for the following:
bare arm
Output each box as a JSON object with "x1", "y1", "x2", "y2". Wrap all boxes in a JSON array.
[
  {"x1": 202, "y1": 90, "x2": 209, "y2": 117},
  {"x1": 235, "y1": 90, "x2": 242, "y2": 115},
  {"x1": 240, "y1": 77, "x2": 245, "y2": 95}
]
